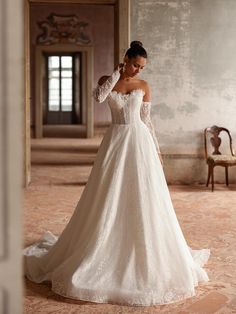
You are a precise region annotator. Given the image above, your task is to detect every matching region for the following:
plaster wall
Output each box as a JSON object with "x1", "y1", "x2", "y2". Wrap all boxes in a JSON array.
[{"x1": 131, "y1": 0, "x2": 236, "y2": 184}]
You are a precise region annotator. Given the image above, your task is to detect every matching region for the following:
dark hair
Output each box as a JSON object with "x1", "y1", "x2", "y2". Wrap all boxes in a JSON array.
[{"x1": 125, "y1": 40, "x2": 147, "y2": 59}]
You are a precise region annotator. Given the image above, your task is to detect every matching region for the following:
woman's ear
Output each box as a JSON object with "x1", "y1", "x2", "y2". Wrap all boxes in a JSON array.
[{"x1": 123, "y1": 56, "x2": 128, "y2": 64}]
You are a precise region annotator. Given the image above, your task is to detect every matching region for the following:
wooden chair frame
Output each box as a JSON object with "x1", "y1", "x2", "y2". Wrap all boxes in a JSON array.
[{"x1": 204, "y1": 125, "x2": 236, "y2": 191}]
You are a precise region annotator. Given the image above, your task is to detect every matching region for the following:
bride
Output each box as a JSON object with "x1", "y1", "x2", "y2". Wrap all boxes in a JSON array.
[{"x1": 23, "y1": 40, "x2": 210, "y2": 307}]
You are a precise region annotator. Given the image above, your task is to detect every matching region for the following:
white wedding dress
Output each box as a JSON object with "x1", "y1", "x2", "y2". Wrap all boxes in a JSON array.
[{"x1": 23, "y1": 68, "x2": 210, "y2": 307}]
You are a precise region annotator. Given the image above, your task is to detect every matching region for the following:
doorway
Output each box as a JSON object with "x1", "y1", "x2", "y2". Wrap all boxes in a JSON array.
[
  {"x1": 35, "y1": 44, "x2": 94, "y2": 139},
  {"x1": 45, "y1": 53, "x2": 82, "y2": 125},
  {"x1": 24, "y1": 0, "x2": 130, "y2": 186}
]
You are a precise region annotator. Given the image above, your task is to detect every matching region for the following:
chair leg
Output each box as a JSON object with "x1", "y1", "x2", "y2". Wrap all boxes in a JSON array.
[
  {"x1": 211, "y1": 166, "x2": 214, "y2": 192},
  {"x1": 225, "y1": 166, "x2": 229, "y2": 186},
  {"x1": 206, "y1": 165, "x2": 211, "y2": 187}
]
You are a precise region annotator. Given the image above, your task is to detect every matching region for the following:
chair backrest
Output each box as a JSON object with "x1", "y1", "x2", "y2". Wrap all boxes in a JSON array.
[{"x1": 204, "y1": 125, "x2": 234, "y2": 159}]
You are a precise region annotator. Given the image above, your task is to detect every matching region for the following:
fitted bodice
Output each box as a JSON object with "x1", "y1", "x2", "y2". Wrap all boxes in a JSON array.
[{"x1": 108, "y1": 89, "x2": 144, "y2": 124}]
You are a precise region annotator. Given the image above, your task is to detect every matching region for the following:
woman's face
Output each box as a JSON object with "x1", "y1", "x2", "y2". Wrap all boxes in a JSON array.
[{"x1": 124, "y1": 55, "x2": 147, "y2": 78}]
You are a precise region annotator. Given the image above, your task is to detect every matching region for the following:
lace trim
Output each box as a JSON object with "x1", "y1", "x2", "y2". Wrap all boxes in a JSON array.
[
  {"x1": 93, "y1": 69, "x2": 120, "y2": 103},
  {"x1": 51, "y1": 281, "x2": 196, "y2": 306},
  {"x1": 110, "y1": 88, "x2": 145, "y2": 98},
  {"x1": 140, "y1": 101, "x2": 161, "y2": 154}
]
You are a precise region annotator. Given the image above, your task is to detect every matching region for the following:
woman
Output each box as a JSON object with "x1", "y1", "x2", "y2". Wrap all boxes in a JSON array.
[{"x1": 24, "y1": 41, "x2": 210, "y2": 306}]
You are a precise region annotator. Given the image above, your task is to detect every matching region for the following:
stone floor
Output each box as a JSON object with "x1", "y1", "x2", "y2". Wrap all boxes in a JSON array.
[{"x1": 23, "y1": 163, "x2": 236, "y2": 313}]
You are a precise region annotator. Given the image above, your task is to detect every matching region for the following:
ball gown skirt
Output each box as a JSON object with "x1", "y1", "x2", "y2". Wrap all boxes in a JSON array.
[{"x1": 23, "y1": 89, "x2": 210, "y2": 306}]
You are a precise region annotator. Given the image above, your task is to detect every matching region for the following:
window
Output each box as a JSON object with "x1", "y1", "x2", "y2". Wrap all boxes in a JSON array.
[{"x1": 47, "y1": 55, "x2": 73, "y2": 112}]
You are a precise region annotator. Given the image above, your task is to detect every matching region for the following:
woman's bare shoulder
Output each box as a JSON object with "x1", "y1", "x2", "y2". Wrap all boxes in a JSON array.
[
  {"x1": 140, "y1": 79, "x2": 149, "y2": 87},
  {"x1": 140, "y1": 80, "x2": 151, "y2": 101},
  {"x1": 139, "y1": 80, "x2": 150, "y2": 93}
]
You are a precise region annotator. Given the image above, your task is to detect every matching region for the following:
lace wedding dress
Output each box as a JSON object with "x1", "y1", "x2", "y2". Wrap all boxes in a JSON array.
[{"x1": 23, "y1": 68, "x2": 210, "y2": 306}]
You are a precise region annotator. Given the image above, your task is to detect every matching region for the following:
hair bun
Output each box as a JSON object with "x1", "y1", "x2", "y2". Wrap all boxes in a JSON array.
[{"x1": 130, "y1": 40, "x2": 143, "y2": 48}]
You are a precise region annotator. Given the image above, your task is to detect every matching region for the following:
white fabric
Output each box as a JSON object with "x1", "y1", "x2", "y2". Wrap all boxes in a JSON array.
[
  {"x1": 23, "y1": 87, "x2": 210, "y2": 307},
  {"x1": 140, "y1": 100, "x2": 161, "y2": 154},
  {"x1": 93, "y1": 68, "x2": 121, "y2": 103},
  {"x1": 93, "y1": 69, "x2": 161, "y2": 154}
]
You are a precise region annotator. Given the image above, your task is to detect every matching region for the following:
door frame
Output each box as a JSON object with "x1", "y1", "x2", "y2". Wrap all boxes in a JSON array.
[
  {"x1": 24, "y1": 0, "x2": 130, "y2": 186},
  {"x1": 35, "y1": 44, "x2": 94, "y2": 138}
]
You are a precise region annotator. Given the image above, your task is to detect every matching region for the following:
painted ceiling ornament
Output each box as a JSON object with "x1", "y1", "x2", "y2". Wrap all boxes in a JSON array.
[{"x1": 36, "y1": 13, "x2": 91, "y2": 45}]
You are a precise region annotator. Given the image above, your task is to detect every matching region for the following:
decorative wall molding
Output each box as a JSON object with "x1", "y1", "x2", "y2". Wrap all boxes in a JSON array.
[
  {"x1": 36, "y1": 13, "x2": 91, "y2": 45},
  {"x1": 0, "y1": 0, "x2": 7, "y2": 261},
  {"x1": 30, "y1": 0, "x2": 116, "y2": 3},
  {"x1": 164, "y1": 153, "x2": 204, "y2": 159},
  {"x1": 24, "y1": 0, "x2": 31, "y2": 186},
  {"x1": 116, "y1": 0, "x2": 130, "y2": 62}
]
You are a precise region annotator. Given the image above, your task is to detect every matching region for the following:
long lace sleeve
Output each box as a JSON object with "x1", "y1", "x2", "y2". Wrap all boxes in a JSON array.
[
  {"x1": 93, "y1": 68, "x2": 121, "y2": 103},
  {"x1": 140, "y1": 101, "x2": 161, "y2": 155}
]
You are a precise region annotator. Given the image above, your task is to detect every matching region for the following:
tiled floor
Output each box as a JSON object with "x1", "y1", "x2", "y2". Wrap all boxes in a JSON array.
[{"x1": 23, "y1": 163, "x2": 236, "y2": 313}]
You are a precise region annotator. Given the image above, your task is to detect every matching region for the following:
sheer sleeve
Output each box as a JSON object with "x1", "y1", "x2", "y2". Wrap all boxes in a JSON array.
[
  {"x1": 93, "y1": 68, "x2": 121, "y2": 103},
  {"x1": 140, "y1": 101, "x2": 161, "y2": 155}
]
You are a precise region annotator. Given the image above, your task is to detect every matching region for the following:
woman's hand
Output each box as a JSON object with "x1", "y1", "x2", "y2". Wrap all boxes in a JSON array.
[{"x1": 114, "y1": 63, "x2": 125, "y2": 74}]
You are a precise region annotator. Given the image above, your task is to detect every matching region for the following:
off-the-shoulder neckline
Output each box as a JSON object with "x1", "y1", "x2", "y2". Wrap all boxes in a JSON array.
[{"x1": 110, "y1": 88, "x2": 145, "y2": 96}]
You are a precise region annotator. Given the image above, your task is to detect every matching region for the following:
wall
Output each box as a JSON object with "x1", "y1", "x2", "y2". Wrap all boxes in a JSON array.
[
  {"x1": 0, "y1": 0, "x2": 23, "y2": 312},
  {"x1": 30, "y1": 3, "x2": 114, "y2": 129},
  {"x1": 131, "y1": 0, "x2": 236, "y2": 184}
]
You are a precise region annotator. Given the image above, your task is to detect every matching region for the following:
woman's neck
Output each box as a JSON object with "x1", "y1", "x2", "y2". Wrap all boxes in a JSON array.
[{"x1": 120, "y1": 71, "x2": 134, "y2": 81}]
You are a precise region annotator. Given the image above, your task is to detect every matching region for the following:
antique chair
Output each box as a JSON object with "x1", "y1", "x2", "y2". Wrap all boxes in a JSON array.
[{"x1": 204, "y1": 125, "x2": 236, "y2": 191}]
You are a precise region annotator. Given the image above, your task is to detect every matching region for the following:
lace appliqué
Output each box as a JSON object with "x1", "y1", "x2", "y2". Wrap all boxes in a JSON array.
[
  {"x1": 51, "y1": 280, "x2": 196, "y2": 307},
  {"x1": 140, "y1": 101, "x2": 161, "y2": 154},
  {"x1": 93, "y1": 69, "x2": 120, "y2": 103}
]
